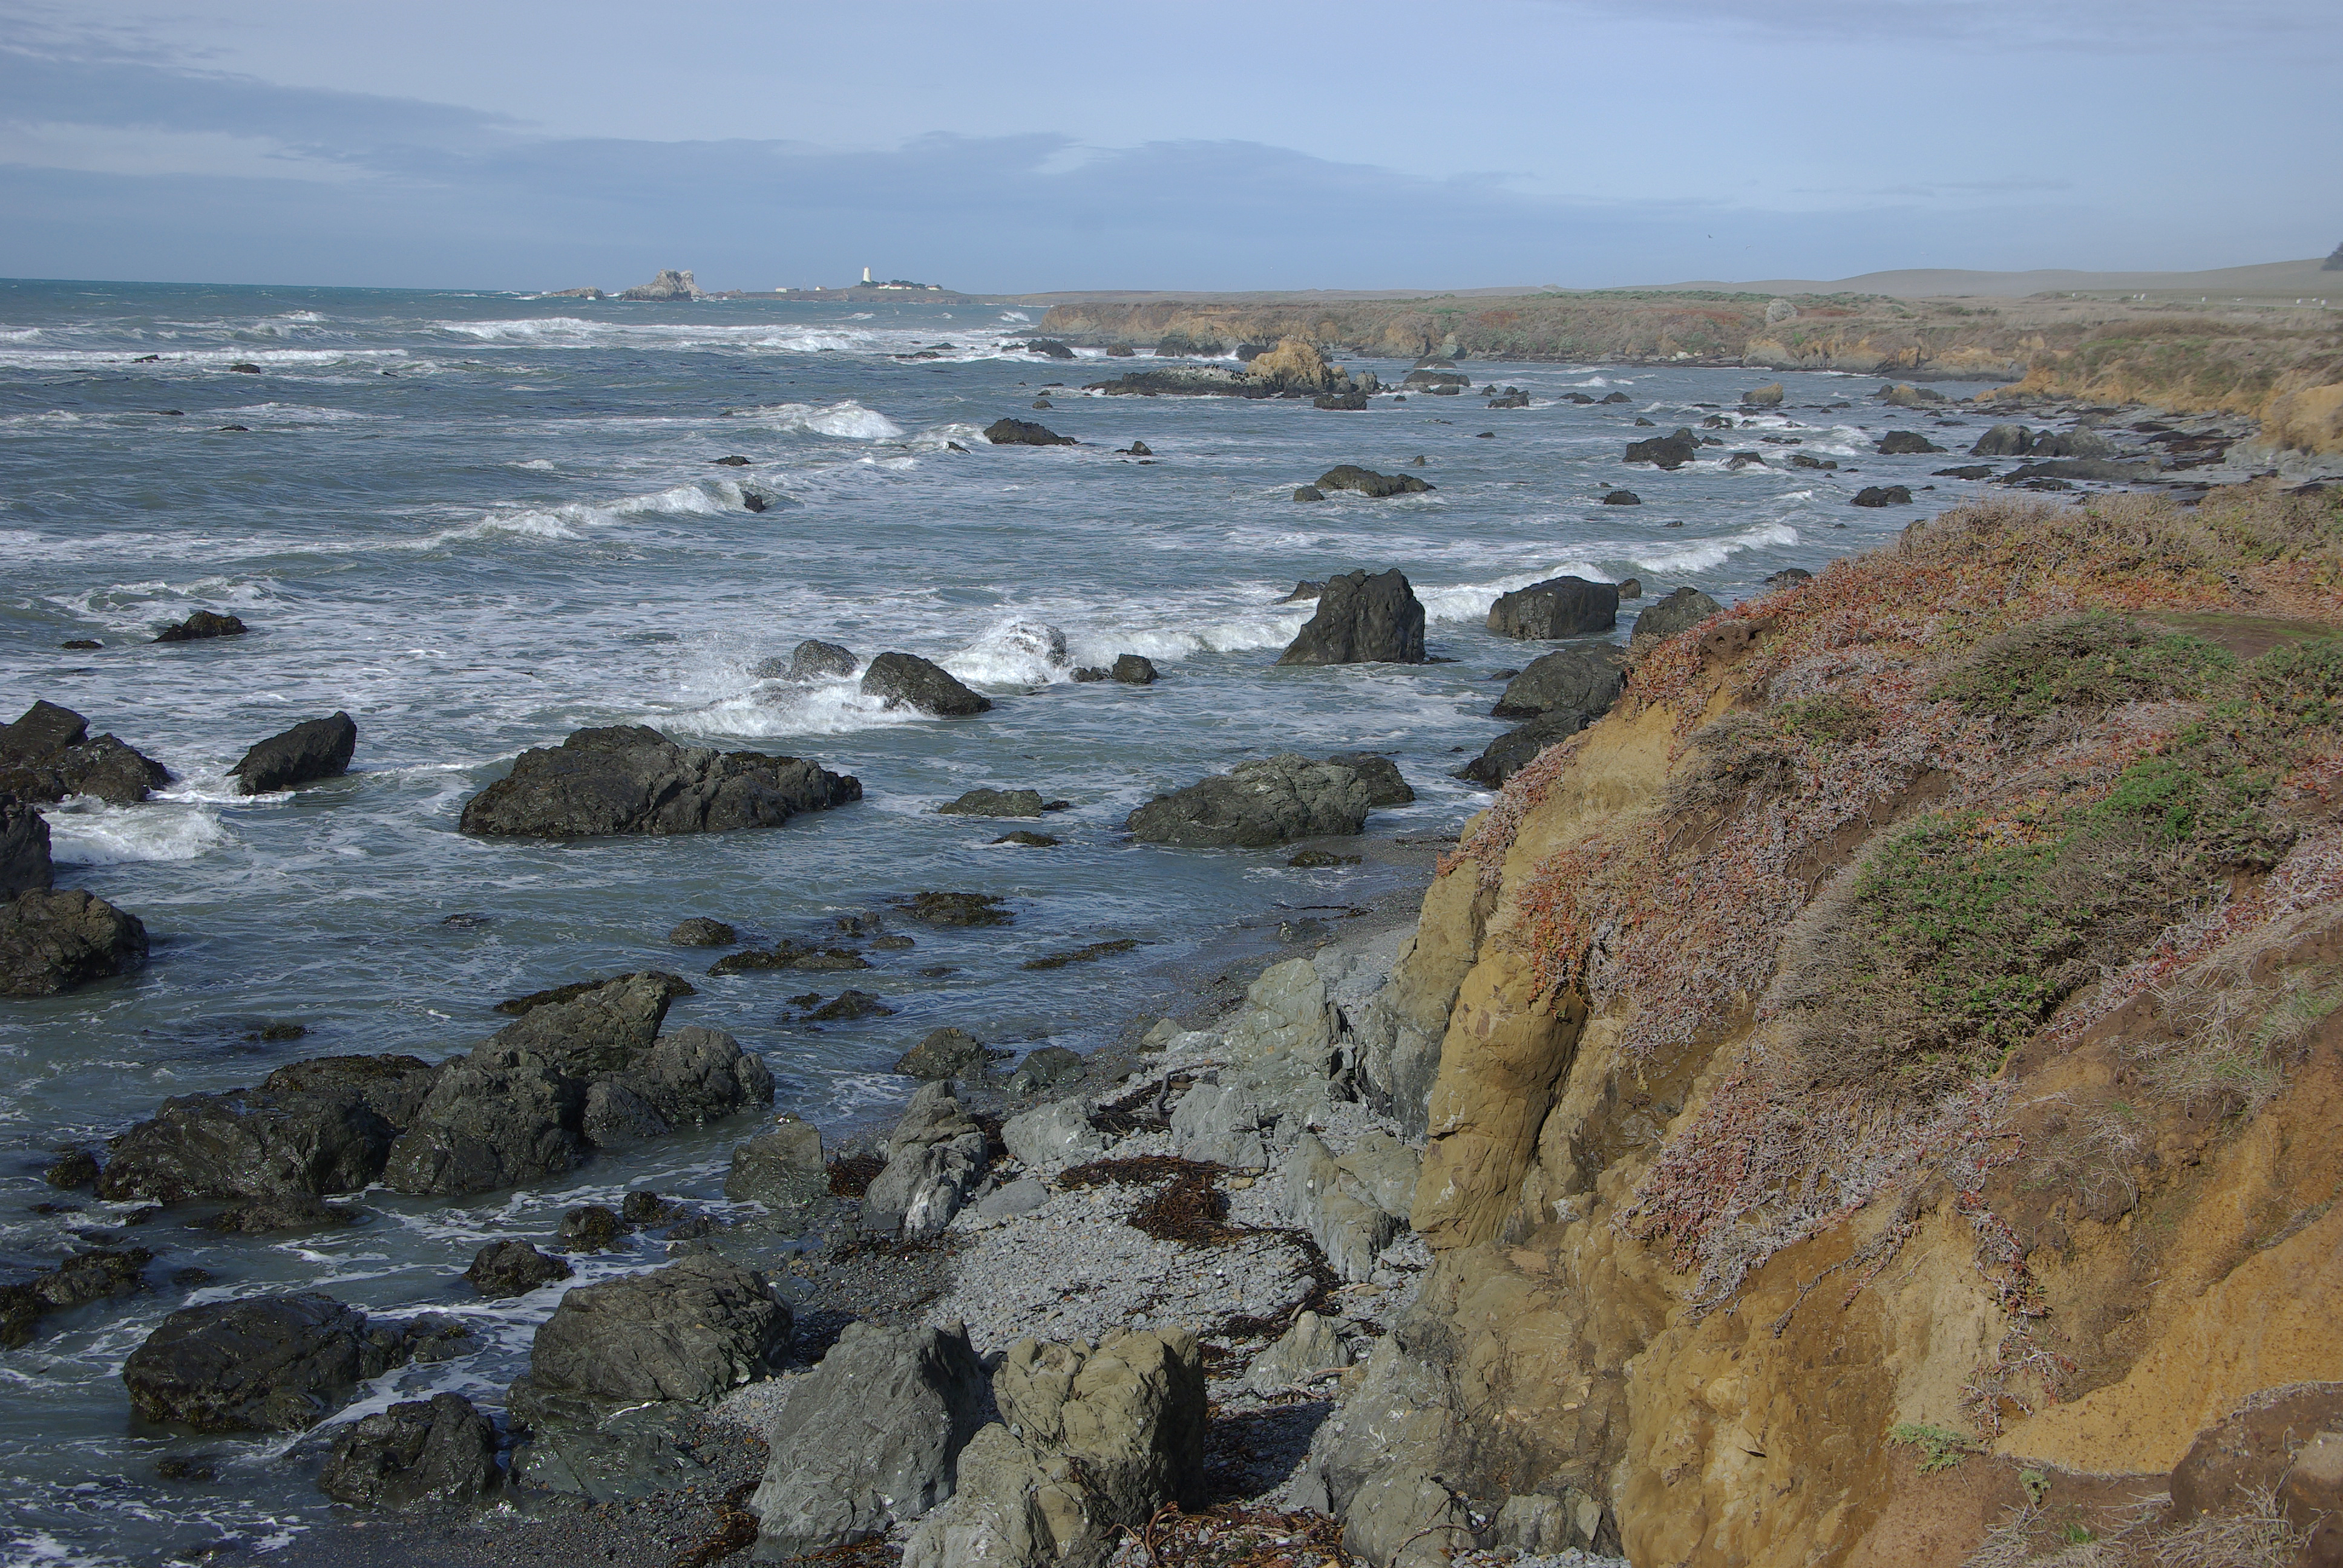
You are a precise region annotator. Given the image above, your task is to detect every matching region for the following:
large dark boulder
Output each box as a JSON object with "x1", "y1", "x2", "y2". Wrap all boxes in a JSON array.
[
  {"x1": 938, "y1": 788, "x2": 1049, "y2": 818},
  {"x1": 1314, "y1": 465, "x2": 1432, "y2": 498},
  {"x1": 1, "y1": 799, "x2": 52, "y2": 900},
  {"x1": 318, "y1": 1392, "x2": 501, "y2": 1508},
  {"x1": 1876, "y1": 431, "x2": 1945, "y2": 455},
  {"x1": 514, "y1": 1256, "x2": 790, "y2": 1415},
  {"x1": 154, "y1": 610, "x2": 247, "y2": 643},
  {"x1": 0, "y1": 888, "x2": 147, "y2": 997},
  {"x1": 465, "y1": 1240, "x2": 572, "y2": 1298},
  {"x1": 459, "y1": 726, "x2": 859, "y2": 838},
  {"x1": 122, "y1": 1292, "x2": 407, "y2": 1432},
  {"x1": 984, "y1": 419, "x2": 1075, "y2": 446},
  {"x1": 724, "y1": 1117, "x2": 829, "y2": 1211},
  {"x1": 1124, "y1": 756, "x2": 1376, "y2": 848},
  {"x1": 1851, "y1": 485, "x2": 1913, "y2": 506},
  {"x1": 1486, "y1": 577, "x2": 1619, "y2": 641},
  {"x1": 1325, "y1": 753, "x2": 1414, "y2": 807},
  {"x1": 1112, "y1": 654, "x2": 1158, "y2": 685},
  {"x1": 0, "y1": 702, "x2": 170, "y2": 805},
  {"x1": 99, "y1": 1054, "x2": 441, "y2": 1204},
  {"x1": 1087, "y1": 365, "x2": 1250, "y2": 396},
  {"x1": 861, "y1": 653, "x2": 992, "y2": 717},
  {"x1": 750, "y1": 1322, "x2": 989, "y2": 1559},
  {"x1": 1624, "y1": 428, "x2": 1699, "y2": 468},
  {"x1": 1970, "y1": 423, "x2": 2033, "y2": 456},
  {"x1": 780, "y1": 639, "x2": 857, "y2": 680},
  {"x1": 228, "y1": 713, "x2": 356, "y2": 795},
  {"x1": 1275, "y1": 570, "x2": 1426, "y2": 666},
  {"x1": 894, "y1": 1027, "x2": 991, "y2": 1080},
  {"x1": 1455, "y1": 709, "x2": 1591, "y2": 789},
  {"x1": 0, "y1": 1248, "x2": 149, "y2": 1348},
  {"x1": 1491, "y1": 649, "x2": 1627, "y2": 721},
  {"x1": 1630, "y1": 586, "x2": 1725, "y2": 644}
]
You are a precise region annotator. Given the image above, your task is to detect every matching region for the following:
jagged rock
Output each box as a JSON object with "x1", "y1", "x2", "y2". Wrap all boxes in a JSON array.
[
  {"x1": 1001, "y1": 1099, "x2": 1106, "y2": 1168},
  {"x1": 99, "y1": 1054, "x2": 439, "y2": 1204},
  {"x1": 1169, "y1": 1083, "x2": 1269, "y2": 1169},
  {"x1": 0, "y1": 1248, "x2": 149, "y2": 1348},
  {"x1": 318, "y1": 1392, "x2": 500, "y2": 1508},
  {"x1": 750, "y1": 1322, "x2": 988, "y2": 1560},
  {"x1": 902, "y1": 1330, "x2": 1206, "y2": 1568},
  {"x1": 755, "y1": 639, "x2": 857, "y2": 681},
  {"x1": 1624, "y1": 428, "x2": 1699, "y2": 468},
  {"x1": 1630, "y1": 586, "x2": 1724, "y2": 644},
  {"x1": 1876, "y1": 430, "x2": 1945, "y2": 455},
  {"x1": 1789, "y1": 452, "x2": 1838, "y2": 469},
  {"x1": 1124, "y1": 756, "x2": 1374, "y2": 848},
  {"x1": 1290, "y1": 1335, "x2": 1478, "y2": 1568},
  {"x1": 1009, "y1": 1045, "x2": 1086, "y2": 1094},
  {"x1": 1876, "y1": 382, "x2": 1945, "y2": 407},
  {"x1": 514, "y1": 1256, "x2": 788, "y2": 1415},
  {"x1": 459, "y1": 726, "x2": 860, "y2": 838},
  {"x1": 1275, "y1": 569, "x2": 1426, "y2": 666},
  {"x1": 939, "y1": 788, "x2": 1047, "y2": 818},
  {"x1": 1, "y1": 799, "x2": 52, "y2": 899},
  {"x1": 1313, "y1": 391, "x2": 1369, "y2": 410},
  {"x1": 709, "y1": 939, "x2": 871, "y2": 975},
  {"x1": 1086, "y1": 365, "x2": 1249, "y2": 396},
  {"x1": 1490, "y1": 649, "x2": 1625, "y2": 722},
  {"x1": 1112, "y1": 654, "x2": 1158, "y2": 685},
  {"x1": 724, "y1": 1117, "x2": 829, "y2": 1212},
  {"x1": 1325, "y1": 753, "x2": 1414, "y2": 806},
  {"x1": 894, "y1": 891, "x2": 1011, "y2": 926},
  {"x1": 228, "y1": 713, "x2": 356, "y2": 794},
  {"x1": 1852, "y1": 484, "x2": 1913, "y2": 506},
  {"x1": 43, "y1": 1147, "x2": 97, "y2": 1188},
  {"x1": 618, "y1": 269, "x2": 707, "y2": 301},
  {"x1": 1971, "y1": 422, "x2": 2033, "y2": 456},
  {"x1": 1314, "y1": 465, "x2": 1432, "y2": 498},
  {"x1": 667, "y1": 917, "x2": 736, "y2": 947},
  {"x1": 558, "y1": 1204, "x2": 625, "y2": 1252},
  {"x1": 1486, "y1": 577, "x2": 1619, "y2": 640},
  {"x1": 862, "y1": 1083, "x2": 988, "y2": 1236},
  {"x1": 1279, "y1": 1132, "x2": 1410, "y2": 1282},
  {"x1": 1217, "y1": 958, "x2": 1341, "y2": 1120},
  {"x1": 1021, "y1": 339, "x2": 1077, "y2": 359},
  {"x1": 154, "y1": 610, "x2": 247, "y2": 643},
  {"x1": 861, "y1": 653, "x2": 992, "y2": 717},
  {"x1": 985, "y1": 418, "x2": 1075, "y2": 446},
  {"x1": 1742, "y1": 383, "x2": 1784, "y2": 407},
  {"x1": 1277, "y1": 580, "x2": 1325, "y2": 603},
  {"x1": 464, "y1": 1240, "x2": 571, "y2": 1298},
  {"x1": 896, "y1": 1027, "x2": 991, "y2": 1079},
  {"x1": 197, "y1": 1195, "x2": 358, "y2": 1233},
  {"x1": 122, "y1": 1292, "x2": 408, "y2": 1432},
  {"x1": 0, "y1": 701, "x2": 171, "y2": 805},
  {"x1": 1248, "y1": 339, "x2": 1351, "y2": 395},
  {"x1": 1243, "y1": 1310, "x2": 1351, "y2": 1397},
  {"x1": 1454, "y1": 709, "x2": 1590, "y2": 789},
  {"x1": 806, "y1": 990, "x2": 894, "y2": 1021},
  {"x1": 1292, "y1": 486, "x2": 1325, "y2": 501},
  {"x1": 0, "y1": 888, "x2": 148, "y2": 997}
]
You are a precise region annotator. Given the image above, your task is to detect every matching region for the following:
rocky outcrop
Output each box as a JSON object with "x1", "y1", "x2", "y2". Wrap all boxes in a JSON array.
[
  {"x1": 1490, "y1": 648, "x2": 1626, "y2": 721},
  {"x1": 902, "y1": 1329, "x2": 1207, "y2": 1568},
  {"x1": 512, "y1": 1255, "x2": 789, "y2": 1417},
  {"x1": 1628, "y1": 584, "x2": 1722, "y2": 643},
  {"x1": 750, "y1": 1322, "x2": 988, "y2": 1559},
  {"x1": 1742, "y1": 382, "x2": 1784, "y2": 407},
  {"x1": 228, "y1": 713, "x2": 356, "y2": 794},
  {"x1": 0, "y1": 888, "x2": 148, "y2": 997},
  {"x1": 1280, "y1": 1130, "x2": 1418, "y2": 1282},
  {"x1": 1624, "y1": 427, "x2": 1699, "y2": 468},
  {"x1": 618, "y1": 269, "x2": 707, "y2": 301},
  {"x1": 860, "y1": 1082, "x2": 988, "y2": 1236},
  {"x1": 1110, "y1": 653, "x2": 1158, "y2": 684},
  {"x1": 1453, "y1": 708, "x2": 1593, "y2": 789},
  {"x1": 121, "y1": 1292, "x2": 413, "y2": 1431},
  {"x1": 1124, "y1": 756, "x2": 1377, "y2": 848},
  {"x1": 861, "y1": 653, "x2": 993, "y2": 716},
  {"x1": 1852, "y1": 483, "x2": 1913, "y2": 506},
  {"x1": 1276, "y1": 570, "x2": 1426, "y2": 666},
  {"x1": 318, "y1": 1393, "x2": 500, "y2": 1508},
  {"x1": 894, "y1": 1026, "x2": 991, "y2": 1079},
  {"x1": 723, "y1": 1116, "x2": 828, "y2": 1213},
  {"x1": 0, "y1": 1248, "x2": 149, "y2": 1348},
  {"x1": 985, "y1": 418, "x2": 1075, "y2": 446},
  {"x1": 1876, "y1": 430, "x2": 1945, "y2": 454},
  {"x1": 1001, "y1": 1098, "x2": 1106, "y2": 1168},
  {"x1": 464, "y1": 1240, "x2": 571, "y2": 1298},
  {"x1": 1, "y1": 799, "x2": 52, "y2": 900},
  {"x1": 1326, "y1": 752, "x2": 1414, "y2": 806},
  {"x1": 1314, "y1": 465, "x2": 1432, "y2": 498},
  {"x1": 1486, "y1": 577, "x2": 1619, "y2": 640},
  {"x1": 154, "y1": 610, "x2": 247, "y2": 642},
  {"x1": 938, "y1": 788, "x2": 1050, "y2": 818},
  {"x1": 0, "y1": 702, "x2": 170, "y2": 805},
  {"x1": 459, "y1": 726, "x2": 860, "y2": 838}
]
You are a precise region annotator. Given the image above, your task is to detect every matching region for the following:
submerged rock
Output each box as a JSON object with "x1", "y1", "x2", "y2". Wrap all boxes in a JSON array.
[
  {"x1": 0, "y1": 1248, "x2": 149, "y2": 1348},
  {"x1": 460, "y1": 726, "x2": 859, "y2": 838},
  {"x1": 0, "y1": 888, "x2": 148, "y2": 998},
  {"x1": 228, "y1": 713, "x2": 356, "y2": 795},
  {"x1": 1276, "y1": 569, "x2": 1426, "y2": 666},
  {"x1": 154, "y1": 610, "x2": 247, "y2": 643},
  {"x1": 861, "y1": 653, "x2": 992, "y2": 717}
]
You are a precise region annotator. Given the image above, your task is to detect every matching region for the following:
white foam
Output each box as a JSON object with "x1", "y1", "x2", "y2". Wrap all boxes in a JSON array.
[
  {"x1": 735, "y1": 400, "x2": 903, "y2": 440},
  {"x1": 998, "y1": 311, "x2": 1031, "y2": 323},
  {"x1": 1624, "y1": 521, "x2": 1800, "y2": 574},
  {"x1": 41, "y1": 799, "x2": 231, "y2": 865},
  {"x1": 942, "y1": 619, "x2": 1073, "y2": 687}
]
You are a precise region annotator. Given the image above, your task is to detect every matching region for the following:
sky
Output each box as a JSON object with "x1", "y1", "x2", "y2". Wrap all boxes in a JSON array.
[{"x1": 0, "y1": 0, "x2": 2336, "y2": 293}]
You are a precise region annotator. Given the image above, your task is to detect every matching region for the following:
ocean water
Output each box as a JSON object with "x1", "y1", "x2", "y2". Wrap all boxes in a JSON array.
[{"x1": 0, "y1": 278, "x2": 2013, "y2": 1561}]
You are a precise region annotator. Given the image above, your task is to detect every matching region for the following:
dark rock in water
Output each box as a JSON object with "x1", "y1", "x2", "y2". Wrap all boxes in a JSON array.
[
  {"x1": 894, "y1": 891, "x2": 1012, "y2": 927},
  {"x1": 724, "y1": 1117, "x2": 827, "y2": 1210},
  {"x1": 750, "y1": 1322, "x2": 988, "y2": 1560},
  {"x1": 1107, "y1": 345, "x2": 1136, "y2": 356},
  {"x1": 1312, "y1": 391, "x2": 1369, "y2": 410},
  {"x1": 228, "y1": 712, "x2": 356, "y2": 795},
  {"x1": 1288, "y1": 849, "x2": 1361, "y2": 867},
  {"x1": 1276, "y1": 580, "x2": 1324, "y2": 603},
  {"x1": 498, "y1": 972, "x2": 695, "y2": 1016},
  {"x1": 1072, "y1": 667, "x2": 1107, "y2": 682},
  {"x1": 1876, "y1": 431, "x2": 1945, "y2": 455},
  {"x1": 228, "y1": 364, "x2": 261, "y2": 374},
  {"x1": 1788, "y1": 452, "x2": 1838, "y2": 470},
  {"x1": 1456, "y1": 708, "x2": 1593, "y2": 789},
  {"x1": 1291, "y1": 486, "x2": 1324, "y2": 503},
  {"x1": 1617, "y1": 578, "x2": 1642, "y2": 599},
  {"x1": 1314, "y1": 465, "x2": 1432, "y2": 498},
  {"x1": 1491, "y1": 650, "x2": 1626, "y2": 722},
  {"x1": 992, "y1": 830, "x2": 1058, "y2": 847},
  {"x1": 1601, "y1": 489, "x2": 1641, "y2": 505},
  {"x1": 1125, "y1": 440, "x2": 1152, "y2": 456},
  {"x1": 1631, "y1": 587, "x2": 1725, "y2": 644},
  {"x1": 1, "y1": 800, "x2": 52, "y2": 900},
  {"x1": 1935, "y1": 465, "x2": 1995, "y2": 480},
  {"x1": 460, "y1": 726, "x2": 859, "y2": 838},
  {"x1": 667, "y1": 918, "x2": 736, "y2": 947},
  {"x1": 0, "y1": 1247, "x2": 149, "y2": 1348},
  {"x1": 1400, "y1": 370, "x2": 1469, "y2": 390},
  {"x1": 1, "y1": 888, "x2": 148, "y2": 998},
  {"x1": 2000, "y1": 459, "x2": 2156, "y2": 484},
  {"x1": 1624, "y1": 428, "x2": 1699, "y2": 469},
  {"x1": 44, "y1": 1147, "x2": 97, "y2": 1189},
  {"x1": 1487, "y1": 577, "x2": 1619, "y2": 640},
  {"x1": 807, "y1": 990, "x2": 894, "y2": 1022},
  {"x1": 1567, "y1": 393, "x2": 1598, "y2": 405},
  {"x1": 1725, "y1": 451, "x2": 1766, "y2": 469},
  {"x1": 121, "y1": 1292, "x2": 407, "y2": 1432},
  {"x1": 1970, "y1": 423, "x2": 2033, "y2": 457},
  {"x1": 741, "y1": 492, "x2": 769, "y2": 513},
  {"x1": 197, "y1": 1195, "x2": 358, "y2": 1234},
  {"x1": 619, "y1": 1190, "x2": 682, "y2": 1229},
  {"x1": 1601, "y1": 392, "x2": 1633, "y2": 403},
  {"x1": 59, "y1": 639, "x2": 101, "y2": 650},
  {"x1": 513, "y1": 1255, "x2": 789, "y2": 1414},
  {"x1": 1742, "y1": 383, "x2": 1784, "y2": 407},
  {"x1": 1766, "y1": 567, "x2": 1815, "y2": 587},
  {"x1": 1325, "y1": 752, "x2": 1415, "y2": 806},
  {"x1": 465, "y1": 1240, "x2": 572, "y2": 1298},
  {"x1": 755, "y1": 638, "x2": 857, "y2": 681},
  {"x1": 99, "y1": 1053, "x2": 441, "y2": 1204},
  {"x1": 713, "y1": 455, "x2": 750, "y2": 466},
  {"x1": 558, "y1": 1204, "x2": 625, "y2": 1252},
  {"x1": 860, "y1": 652, "x2": 992, "y2": 717},
  {"x1": 0, "y1": 701, "x2": 171, "y2": 805},
  {"x1": 1030, "y1": 399, "x2": 1052, "y2": 410},
  {"x1": 1852, "y1": 485, "x2": 1913, "y2": 506},
  {"x1": 1112, "y1": 653, "x2": 1158, "y2": 685},
  {"x1": 939, "y1": 788, "x2": 1048, "y2": 818},
  {"x1": 895, "y1": 1027, "x2": 991, "y2": 1080},
  {"x1": 1275, "y1": 569, "x2": 1426, "y2": 666},
  {"x1": 1486, "y1": 392, "x2": 1529, "y2": 408},
  {"x1": 709, "y1": 941, "x2": 870, "y2": 975},
  {"x1": 154, "y1": 610, "x2": 247, "y2": 644},
  {"x1": 1021, "y1": 939, "x2": 1139, "y2": 972},
  {"x1": 1087, "y1": 364, "x2": 1248, "y2": 396},
  {"x1": 1876, "y1": 382, "x2": 1945, "y2": 407},
  {"x1": 2027, "y1": 429, "x2": 2117, "y2": 459},
  {"x1": 984, "y1": 418, "x2": 1075, "y2": 446},
  {"x1": 1633, "y1": 417, "x2": 1657, "y2": 427},
  {"x1": 1124, "y1": 756, "x2": 1375, "y2": 848},
  {"x1": 1020, "y1": 339, "x2": 1076, "y2": 360},
  {"x1": 318, "y1": 1392, "x2": 500, "y2": 1509}
]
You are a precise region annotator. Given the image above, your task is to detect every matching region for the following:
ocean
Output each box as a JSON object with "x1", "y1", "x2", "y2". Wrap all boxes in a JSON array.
[{"x1": 0, "y1": 277, "x2": 2005, "y2": 1561}]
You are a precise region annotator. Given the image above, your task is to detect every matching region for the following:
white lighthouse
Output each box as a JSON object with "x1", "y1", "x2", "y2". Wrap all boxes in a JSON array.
[{"x1": 862, "y1": 267, "x2": 873, "y2": 284}]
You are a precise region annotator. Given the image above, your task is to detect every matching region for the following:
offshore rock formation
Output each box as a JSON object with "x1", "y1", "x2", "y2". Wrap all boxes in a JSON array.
[
  {"x1": 618, "y1": 269, "x2": 707, "y2": 301},
  {"x1": 460, "y1": 726, "x2": 860, "y2": 837}
]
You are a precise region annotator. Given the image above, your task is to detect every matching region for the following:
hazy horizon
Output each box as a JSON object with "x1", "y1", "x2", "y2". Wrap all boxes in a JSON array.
[{"x1": 2, "y1": 0, "x2": 2336, "y2": 293}]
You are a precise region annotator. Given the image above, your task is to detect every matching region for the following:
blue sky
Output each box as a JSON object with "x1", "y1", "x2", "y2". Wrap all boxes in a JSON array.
[{"x1": 1, "y1": 0, "x2": 2334, "y2": 292}]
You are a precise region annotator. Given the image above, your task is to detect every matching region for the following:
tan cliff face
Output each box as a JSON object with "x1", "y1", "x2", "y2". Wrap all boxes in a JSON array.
[{"x1": 1353, "y1": 487, "x2": 2343, "y2": 1567}]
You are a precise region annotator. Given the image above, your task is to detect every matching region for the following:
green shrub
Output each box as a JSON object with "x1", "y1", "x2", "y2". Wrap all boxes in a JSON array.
[{"x1": 1935, "y1": 612, "x2": 2232, "y2": 721}]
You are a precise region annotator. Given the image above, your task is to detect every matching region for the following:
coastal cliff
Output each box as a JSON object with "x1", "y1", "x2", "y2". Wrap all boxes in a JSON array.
[{"x1": 1304, "y1": 483, "x2": 2343, "y2": 1566}]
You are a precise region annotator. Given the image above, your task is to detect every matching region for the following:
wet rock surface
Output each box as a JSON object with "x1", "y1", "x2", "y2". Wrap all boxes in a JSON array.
[
  {"x1": 228, "y1": 713, "x2": 356, "y2": 795},
  {"x1": 1275, "y1": 570, "x2": 1427, "y2": 666},
  {"x1": 1486, "y1": 576, "x2": 1619, "y2": 641},
  {"x1": 1124, "y1": 756, "x2": 1377, "y2": 848},
  {"x1": 0, "y1": 701, "x2": 171, "y2": 805},
  {"x1": 122, "y1": 1292, "x2": 410, "y2": 1432},
  {"x1": 0, "y1": 887, "x2": 148, "y2": 997},
  {"x1": 463, "y1": 1240, "x2": 572, "y2": 1298},
  {"x1": 860, "y1": 653, "x2": 993, "y2": 717},
  {"x1": 459, "y1": 726, "x2": 860, "y2": 838},
  {"x1": 318, "y1": 1393, "x2": 500, "y2": 1509}
]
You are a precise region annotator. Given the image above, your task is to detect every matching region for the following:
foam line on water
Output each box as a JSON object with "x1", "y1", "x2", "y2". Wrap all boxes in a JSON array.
[{"x1": 39, "y1": 800, "x2": 231, "y2": 865}]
